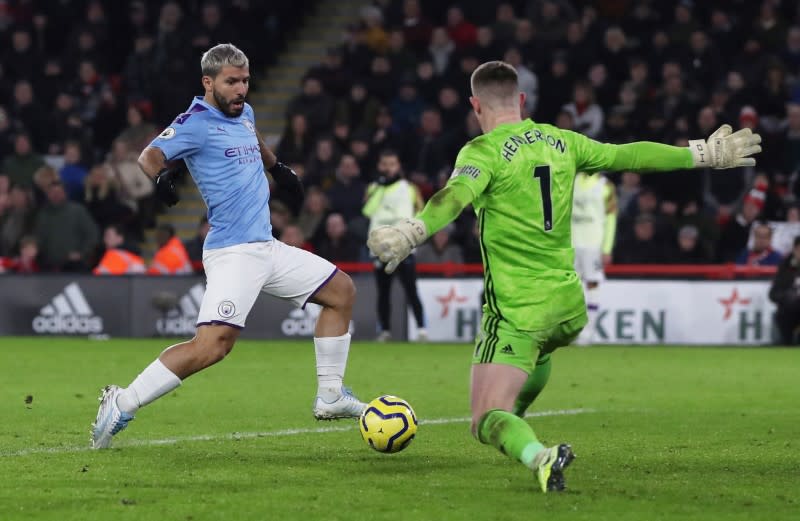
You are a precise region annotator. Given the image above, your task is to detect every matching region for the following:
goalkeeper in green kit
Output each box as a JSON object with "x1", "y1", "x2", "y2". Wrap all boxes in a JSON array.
[{"x1": 367, "y1": 61, "x2": 762, "y2": 493}]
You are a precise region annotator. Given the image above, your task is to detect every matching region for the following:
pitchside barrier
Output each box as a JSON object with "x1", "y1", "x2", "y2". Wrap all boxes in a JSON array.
[{"x1": 0, "y1": 264, "x2": 779, "y2": 344}]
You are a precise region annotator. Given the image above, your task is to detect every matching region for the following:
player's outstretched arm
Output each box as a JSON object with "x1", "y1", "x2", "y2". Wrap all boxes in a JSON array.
[
  {"x1": 367, "y1": 183, "x2": 474, "y2": 273},
  {"x1": 577, "y1": 125, "x2": 762, "y2": 174}
]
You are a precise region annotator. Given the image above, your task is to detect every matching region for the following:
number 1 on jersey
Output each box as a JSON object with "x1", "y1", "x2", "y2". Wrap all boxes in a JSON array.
[{"x1": 533, "y1": 165, "x2": 553, "y2": 231}]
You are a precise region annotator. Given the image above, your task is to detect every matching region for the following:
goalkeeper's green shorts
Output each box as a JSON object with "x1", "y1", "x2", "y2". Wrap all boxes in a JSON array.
[{"x1": 471, "y1": 311, "x2": 587, "y2": 374}]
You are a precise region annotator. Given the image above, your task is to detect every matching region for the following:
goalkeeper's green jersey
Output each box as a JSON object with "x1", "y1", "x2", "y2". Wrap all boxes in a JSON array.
[{"x1": 448, "y1": 120, "x2": 627, "y2": 331}]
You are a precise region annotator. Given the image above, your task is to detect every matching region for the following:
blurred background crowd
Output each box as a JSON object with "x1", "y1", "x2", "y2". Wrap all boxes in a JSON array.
[{"x1": 2, "y1": 0, "x2": 800, "y2": 273}]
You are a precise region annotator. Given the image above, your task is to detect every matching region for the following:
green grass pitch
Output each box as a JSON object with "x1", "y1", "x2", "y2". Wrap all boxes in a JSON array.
[{"x1": 0, "y1": 337, "x2": 797, "y2": 521}]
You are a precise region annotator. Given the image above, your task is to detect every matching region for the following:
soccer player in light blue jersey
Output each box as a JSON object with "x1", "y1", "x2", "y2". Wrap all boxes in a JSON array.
[{"x1": 91, "y1": 44, "x2": 366, "y2": 449}]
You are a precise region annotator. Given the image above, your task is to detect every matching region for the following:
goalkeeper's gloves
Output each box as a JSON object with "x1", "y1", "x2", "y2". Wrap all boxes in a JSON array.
[
  {"x1": 268, "y1": 161, "x2": 304, "y2": 213},
  {"x1": 367, "y1": 218, "x2": 428, "y2": 274},
  {"x1": 154, "y1": 164, "x2": 185, "y2": 207},
  {"x1": 688, "y1": 124, "x2": 762, "y2": 169}
]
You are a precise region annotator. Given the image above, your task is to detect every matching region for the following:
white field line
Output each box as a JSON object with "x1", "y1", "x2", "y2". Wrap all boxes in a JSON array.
[{"x1": 0, "y1": 408, "x2": 594, "y2": 457}]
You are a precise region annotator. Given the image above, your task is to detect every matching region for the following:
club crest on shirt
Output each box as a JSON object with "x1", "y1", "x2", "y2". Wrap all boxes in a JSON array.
[
  {"x1": 158, "y1": 127, "x2": 176, "y2": 140},
  {"x1": 242, "y1": 120, "x2": 255, "y2": 133},
  {"x1": 218, "y1": 300, "x2": 236, "y2": 318}
]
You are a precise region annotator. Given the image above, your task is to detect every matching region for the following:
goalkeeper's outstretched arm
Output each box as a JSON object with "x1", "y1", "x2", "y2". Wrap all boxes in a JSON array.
[{"x1": 578, "y1": 124, "x2": 762, "y2": 174}]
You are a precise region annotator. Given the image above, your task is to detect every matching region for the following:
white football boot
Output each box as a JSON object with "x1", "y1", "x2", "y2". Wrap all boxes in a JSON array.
[
  {"x1": 91, "y1": 385, "x2": 135, "y2": 449},
  {"x1": 313, "y1": 386, "x2": 367, "y2": 420}
]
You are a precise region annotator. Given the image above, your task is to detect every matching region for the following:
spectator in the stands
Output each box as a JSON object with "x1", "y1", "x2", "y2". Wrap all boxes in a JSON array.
[
  {"x1": 717, "y1": 184, "x2": 765, "y2": 262},
  {"x1": 11, "y1": 80, "x2": 50, "y2": 151},
  {"x1": 390, "y1": 79, "x2": 425, "y2": 133},
  {"x1": 503, "y1": 47, "x2": 537, "y2": 115},
  {"x1": 446, "y1": 5, "x2": 477, "y2": 50},
  {"x1": 400, "y1": 0, "x2": 433, "y2": 55},
  {"x1": 182, "y1": 216, "x2": 209, "y2": 274},
  {"x1": 286, "y1": 76, "x2": 335, "y2": 139},
  {"x1": 326, "y1": 154, "x2": 367, "y2": 222},
  {"x1": 0, "y1": 184, "x2": 35, "y2": 257},
  {"x1": 147, "y1": 224, "x2": 191, "y2": 275},
  {"x1": 428, "y1": 27, "x2": 455, "y2": 77},
  {"x1": 304, "y1": 136, "x2": 339, "y2": 190},
  {"x1": 335, "y1": 82, "x2": 380, "y2": 137},
  {"x1": 615, "y1": 213, "x2": 664, "y2": 264},
  {"x1": 59, "y1": 140, "x2": 89, "y2": 201},
  {"x1": 536, "y1": 52, "x2": 574, "y2": 122},
  {"x1": 405, "y1": 108, "x2": 453, "y2": 191},
  {"x1": 123, "y1": 33, "x2": 156, "y2": 103},
  {"x1": 35, "y1": 179, "x2": 98, "y2": 271},
  {"x1": 83, "y1": 164, "x2": 134, "y2": 232},
  {"x1": 105, "y1": 139, "x2": 154, "y2": 227},
  {"x1": 315, "y1": 212, "x2": 358, "y2": 262},
  {"x1": 492, "y1": 3, "x2": 517, "y2": 45},
  {"x1": 190, "y1": 1, "x2": 235, "y2": 57},
  {"x1": 297, "y1": 187, "x2": 329, "y2": 244},
  {"x1": 416, "y1": 225, "x2": 463, "y2": 264},
  {"x1": 0, "y1": 235, "x2": 40, "y2": 274},
  {"x1": 769, "y1": 236, "x2": 800, "y2": 344},
  {"x1": 280, "y1": 224, "x2": 313, "y2": 251},
  {"x1": 735, "y1": 223, "x2": 782, "y2": 266},
  {"x1": 386, "y1": 29, "x2": 417, "y2": 78},
  {"x1": 308, "y1": 47, "x2": 350, "y2": 98},
  {"x1": 3, "y1": 133, "x2": 45, "y2": 190},
  {"x1": 276, "y1": 113, "x2": 313, "y2": 166},
  {"x1": 666, "y1": 224, "x2": 710, "y2": 264},
  {"x1": 472, "y1": 26, "x2": 504, "y2": 64},
  {"x1": 269, "y1": 200, "x2": 292, "y2": 240},
  {"x1": 562, "y1": 80, "x2": 604, "y2": 138},
  {"x1": 782, "y1": 104, "x2": 800, "y2": 177},
  {"x1": 116, "y1": 104, "x2": 157, "y2": 154},
  {"x1": 93, "y1": 224, "x2": 145, "y2": 275},
  {"x1": 364, "y1": 55, "x2": 396, "y2": 103},
  {"x1": 360, "y1": 6, "x2": 389, "y2": 55}
]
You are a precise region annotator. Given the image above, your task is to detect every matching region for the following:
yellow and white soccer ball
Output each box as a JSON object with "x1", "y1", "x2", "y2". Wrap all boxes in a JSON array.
[{"x1": 359, "y1": 395, "x2": 418, "y2": 453}]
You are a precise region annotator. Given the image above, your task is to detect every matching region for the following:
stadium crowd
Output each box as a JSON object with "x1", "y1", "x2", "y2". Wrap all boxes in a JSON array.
[{"x1": 2, "y1": 0, "x2": 800, "y2": 273}]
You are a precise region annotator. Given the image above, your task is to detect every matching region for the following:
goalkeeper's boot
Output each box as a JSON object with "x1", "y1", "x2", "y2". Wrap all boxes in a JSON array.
[
  {"x1": 91, "y1": 385, "x2": 135, "y2": 449},
  {"x1": 534, "y1": 444, "x2": 575, "y2": 493},
  {"x1": 313, "y1": 386, "x2": 367, "y2": 420}
]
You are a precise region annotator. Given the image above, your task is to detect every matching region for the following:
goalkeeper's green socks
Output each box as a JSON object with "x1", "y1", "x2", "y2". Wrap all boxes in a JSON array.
[
  {"x1": 477, "y1": 409, "x2": 545, "y2": 470},
  {"x1": 512, "y1": 353, "x2": 552, "y2": 417}
]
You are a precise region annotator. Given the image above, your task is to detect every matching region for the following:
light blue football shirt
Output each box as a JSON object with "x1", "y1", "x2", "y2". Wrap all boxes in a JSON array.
[{"x1": 148, "y1": 96, "x2": 272, "y2": 250}]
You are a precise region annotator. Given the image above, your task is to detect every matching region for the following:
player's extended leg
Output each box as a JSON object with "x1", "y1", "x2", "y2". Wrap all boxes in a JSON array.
[
  {"x1": 91, "y1": 324, "x2": 239, "y2": 449},
  {"x1": 395, "y1": 255, "x2": 426, "y2": 339},
  {"x1": 309, "y1": 270, "x2": 367, "y2": 419},
  {"x1": 471, "y1": 364, "x2": 573, "y2": 493},
  {"x1": 511, "y1": 352, "x2": 551, "y2": 417},
  {"x1": 472, "y1": 314, "x2": 576, "y2": 492}
]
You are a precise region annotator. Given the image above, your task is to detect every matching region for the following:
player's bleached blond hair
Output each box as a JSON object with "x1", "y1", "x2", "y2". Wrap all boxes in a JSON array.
[
  {"x1": 470, "y1": 61, "x2": 519, "y2": 107},
  {"x1": 201, "y1": 43, "x2": 249, "y2": 77}
]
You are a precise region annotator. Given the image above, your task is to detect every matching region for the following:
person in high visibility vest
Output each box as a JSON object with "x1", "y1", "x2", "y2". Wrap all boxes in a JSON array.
[
  {"x1": 363, "y1": 149, "x2": 427, "y2": 341},
  {"x1": 93, "y1": 224, "x2": 146, "y2": 275},
  {"x1": 147, "y1": 224, "x2": 192, "y2": 275}
]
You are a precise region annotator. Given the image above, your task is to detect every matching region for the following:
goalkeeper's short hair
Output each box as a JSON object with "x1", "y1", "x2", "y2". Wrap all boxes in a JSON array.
[{"x1": 470, "y1": 61, "x2": 519, "y2": 105}]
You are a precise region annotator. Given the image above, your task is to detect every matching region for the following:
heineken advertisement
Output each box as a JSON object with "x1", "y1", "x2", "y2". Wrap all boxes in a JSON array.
[{"x1": 410, "y1": 279, "x2": 776, "y2": 345}]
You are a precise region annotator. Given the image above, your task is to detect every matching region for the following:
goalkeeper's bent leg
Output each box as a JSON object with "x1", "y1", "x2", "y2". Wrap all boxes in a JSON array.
[
  {"x1": 512, "y1": 352, "x2": 552, "y2": 417},
  {"x1": 477, "y1": 409, "x2": 545, "y2": 470}
]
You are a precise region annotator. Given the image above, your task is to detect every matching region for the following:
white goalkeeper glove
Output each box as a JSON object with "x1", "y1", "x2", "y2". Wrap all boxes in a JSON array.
[
  {"x1": 367, "y1": 218, "x2": 428, "y2": 274},
  {"x1": 688, "y1": 124, "x2": 762, "y2": 169}
]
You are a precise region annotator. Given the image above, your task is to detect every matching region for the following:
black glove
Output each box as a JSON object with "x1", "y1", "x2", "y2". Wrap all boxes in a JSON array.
[
  {"x1": 268, "y1": 161, "x2": 304, "y2": 213},
  {"x1": 154, "y1": 165, "x2": 183, "y2": 207}
]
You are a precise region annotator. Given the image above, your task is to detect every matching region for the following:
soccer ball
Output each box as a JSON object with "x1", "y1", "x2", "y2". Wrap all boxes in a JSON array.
[{"x1": 359, "y1": 395, "x2": 418, "y2": 453}]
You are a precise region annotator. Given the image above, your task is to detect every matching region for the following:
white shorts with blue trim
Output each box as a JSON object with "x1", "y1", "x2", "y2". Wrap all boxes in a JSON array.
[{"x1": 196, "y1": 240, "x2": 337, "y2": 329}]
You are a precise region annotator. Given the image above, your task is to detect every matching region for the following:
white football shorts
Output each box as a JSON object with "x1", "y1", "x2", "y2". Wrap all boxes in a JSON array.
[
  {"x1": 196, "y1": 240, "x2": 337, "y2": 329},
  {"x1": 573, "y1": 246, "x2": 605, "y2": 283}
]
